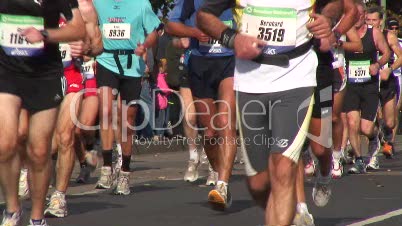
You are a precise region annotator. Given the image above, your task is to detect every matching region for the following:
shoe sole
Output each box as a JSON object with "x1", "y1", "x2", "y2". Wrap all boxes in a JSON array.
[
  {"x1": 383, "y1": 152, "x2": 393, "y2": 159},
  {"x1": 114, "y1": 191, "x2": 130, "y2": 195},
  {"x1": 208, "y1": 190, "x2": 227, "y2": 211},
  {"x1": 44, "y1": 210, "x2": 67, "y2": 218},
  {"x1": 184, "y1": 173, "x2": 199, "y2": 183},
  {"x1": 95, "y1": 184, "x2": 111, "y2": 189},
  {"x1": 206, "y1": 181, "x2": 216, "y2": 186}
]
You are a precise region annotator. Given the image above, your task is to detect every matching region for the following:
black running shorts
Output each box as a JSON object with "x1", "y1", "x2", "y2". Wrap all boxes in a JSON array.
[
  {"x1": 343, "y1": 82, "x2": 379, "y2": 121},
  {"x1": 312, "y1": 64, "x2": 334, "y2": 119},
  {"x1": 0, "y1": 72, "x2": 64, "y2": 112},
  {"x1": 188, "y1": 55, "x2": 235, "y2": 99},
  {"x1": 96, "y1": 62, "x2": 142, "y2": 103},
  {"x1": 379, "y1": 75, "x2": 397, "y2": 107}
]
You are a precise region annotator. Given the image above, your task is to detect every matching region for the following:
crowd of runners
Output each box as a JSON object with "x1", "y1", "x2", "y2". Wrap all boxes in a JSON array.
[{"x1": 0, "y1": 0, "x2": 401, "y2": 225}]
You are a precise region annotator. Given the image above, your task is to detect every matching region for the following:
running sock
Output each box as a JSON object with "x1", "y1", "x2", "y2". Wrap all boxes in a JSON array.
[
  {"x1": 116, "y1": 143, "x2": 122, "y2": 155},
  {"x1": 383, "y1": 126, "x2": 393, "y2": 142},
  {"x1": 102, "y1": 150, "x2": 113, "y2": 167},
  {"x1": 189, "y1": 148, "x2": 199, "y2": 162},
  {"x1": 217, "y1": 180, "x2": 228, "y2": 187},
  {"x1": 332, "y1": 149, "x2": 343, "y2": 160},
  {"x1": 54, "y1": 190, "x2": 66, "y2": 198},
  {"x1": 296, "y1": 202, "x2": 309, "y2": 214},
  {"x1": 85, "y1": 143, "x2": 94, "y2": 151},
  {"x1": 31, "y1": 219, "x2": 44, "y2": 225},
  {"x1": 122, "y1": 154, "x2": 131, "y2": 172},
  {"x1": 80, "y1": 161, "x2": 88, "y2": 168}
]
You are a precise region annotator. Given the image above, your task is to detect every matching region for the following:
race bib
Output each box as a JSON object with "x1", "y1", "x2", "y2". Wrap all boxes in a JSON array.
[
  {"x1": 103, "y1": 23, "x2": 131, "y2": 39},
  {"x1": 348, "y1": 60, "x2": 371, "y2": 83},
  {"x1": 242, "y1": 5, "x2": 297, "y2": 55},
  {"x1": 81, "y1": 59, "x2": 95, "y2": 80},
  {"x1": 199, "y1": 20, "x2": 233, "y2": 54},
  {"x1": 59, "y1": 43, "x2": 72, "y2": 68},
  {"x1": 0, "y1": 14, "x2": 44, "y2": 56}
]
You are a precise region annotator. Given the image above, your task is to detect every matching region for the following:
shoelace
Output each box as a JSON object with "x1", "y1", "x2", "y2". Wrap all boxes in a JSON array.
[
  {"x1": 217, "y1": 184, "x2": 227, "y2": 199},
  {"x1": 118, "y1": 176, "x2": 129, "y2": 188}
]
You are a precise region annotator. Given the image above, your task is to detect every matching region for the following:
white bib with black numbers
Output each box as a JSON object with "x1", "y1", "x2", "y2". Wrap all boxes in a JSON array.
[
  {"x1": 59, "y1": 43, "x2": 72, "y2": 68},
  {"x1": 103, "y1": 23, "x2": 131, "y2": 40},
  {"x1": 81, "y1": 59, "x2": 95, "y2": 80},
  {"x1": 348, "y1": 60, "x2": 371, "y2": 83},
  {"x1": 0, "y1": 14, "x2": 44, "y2": 56},
  {"x1": 242, "y1": 6, "x2": 296, "y2": 54}
]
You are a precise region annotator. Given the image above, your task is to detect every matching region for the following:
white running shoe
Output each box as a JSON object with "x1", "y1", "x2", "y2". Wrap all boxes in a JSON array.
[
  {"x1": 96, "y1": 166, "x2": 114, "y2": 189},
  {"x1": 18, "y1": 169, "x2": 29, "y2": 199},
  {"x1": 114, "y1": 171, "x2": 131, "y2": 195},
  {"x1": 200, "y1": 149, "x2": 209, "y2": 165},
  {"x1": 27, "y1": 219, "x2": 49, "y2": 226},
  {"x1": 183, "y1": 159, "x2": 200, "y2": 182},
  {"x1": 293, "y1": 211, "x2": 315, "y2": 226},
  {"x1": 45, "y1": 191, "x2": 67, "y2": 218},
  {"x1": 304, "y1": 159, "x2": 316, "y2": 176},
  {"x1": 206, "y1": 164, "x2": 218, "y2": 186},
  {"x1": 1, "y1": 210, "x2": 22, "y2": 226},
  {"x1": 331, "y1": 157, "x2": 343, "y2": 179},
  {"x1": 366, "y1": 156, "x2": 379, "y2": 170},
  {"x1": 85, "y1": 150, "x2": 98, "y2": 170},
  {"x1": 312, "y1": 173, "x2": 332, "y2": 207},
  {"x1": 208, "y1": 182, "x2": 232, "y2": 211}
]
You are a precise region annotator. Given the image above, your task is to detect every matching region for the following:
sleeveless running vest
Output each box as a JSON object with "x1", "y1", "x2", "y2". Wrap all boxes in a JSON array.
[{"x1": 346, "y1": 27, "x2": 378, "y2": 84}]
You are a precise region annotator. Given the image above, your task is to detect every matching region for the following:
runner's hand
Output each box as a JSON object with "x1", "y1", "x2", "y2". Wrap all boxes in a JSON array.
[
  {"x1": 379, "y1": 67, "x2": 392, "y2": 81},
  {"x1": 20, "y1": 27, "x2": 43, "y2": 43},
  {"x1": 195, "y1": 29, "x2": 210, "y2": 43},
  {"x1": 180, "y1": 38, "x2": 190, "y2": 49},
  {"x1": 307, "y1": 13, "x2": 332, "y2": 39},
  {"x1": 319, "y1": 32, "x2": 337, "y2": 52},
  {"x1": 135, "y1": 43, "x2": 146, "y2": 56},
  {"x1": 69, "y1": 40, "x2": 89, "y2": 57},
  {"x1": 234, "y1": 34, "x2": 266, "y2": 60},
  {"x1": 369, "y1": 63, "x2": 380, "y2": 76}
]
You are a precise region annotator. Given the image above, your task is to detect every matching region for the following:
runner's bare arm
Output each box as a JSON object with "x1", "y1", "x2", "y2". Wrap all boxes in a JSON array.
[
  {"x1": 387, "y1": 33, "x2": 402, "y2": 73},
  {"x1": 78, "y1": 0, "x2": 103, "y2": 56},
  {"x1": 166, "y1": 22, "x2": 209, "y2": 43},
  {"x1": 22, "y1": 8, "x2": 86, "y2": 43},
  {"x1": 371, "y1": 27, "x2": 390, "y2": 77},
  {"x1": 342, "y1": 27, "x2": 363, "y2": 52},
  {"x1": 321, "y1": 0, "x2": 358, "y2": 35},
  {"x1": 374, "y1": 28, "x2": 391, "y2": 68}
]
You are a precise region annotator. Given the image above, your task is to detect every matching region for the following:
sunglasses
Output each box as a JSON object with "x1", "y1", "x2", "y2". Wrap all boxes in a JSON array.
[{"x1": 389, "y1": 26, "x2": 399, "y2": 31}]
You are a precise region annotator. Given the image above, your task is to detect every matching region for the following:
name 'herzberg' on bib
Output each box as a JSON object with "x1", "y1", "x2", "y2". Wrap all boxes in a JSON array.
[
  {"x1": 103, "y1": 23, "x2": 131, "y2": 40},
  {"x1": 242, "y1": 5, "x2": 297, "y2": 55},
  {"x1": 0, "y1": 14, "x2": 44, "y2": 57},
  {"x1": 348, "y1": 60, "x2": 371, "y2": 83}
]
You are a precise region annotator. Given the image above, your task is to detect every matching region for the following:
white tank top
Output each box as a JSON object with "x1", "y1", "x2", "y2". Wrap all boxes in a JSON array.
[{"x1": 234, "y1": 0, "x2": 317, "y2": 93}]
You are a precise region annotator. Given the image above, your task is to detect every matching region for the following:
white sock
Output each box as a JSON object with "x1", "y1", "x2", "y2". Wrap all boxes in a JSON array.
[
  {"x1": 332, "y1": 149, "x2": 343, "y2": 160},
  {"x1": 189, "y1": 148, "x2": 199, "y2": 162},
  {"x1": 54, "y1": 190, "x2": 66, "y2": 199},
  {"x1": 297, "y1": 202, "x2": 309, "y2": 214},
  {"x1": 217, "y1": 180, "x2": 228, "y2": 186},
  {"x1": 116, "y1": 143, "x2": 122, "y2": 156}
]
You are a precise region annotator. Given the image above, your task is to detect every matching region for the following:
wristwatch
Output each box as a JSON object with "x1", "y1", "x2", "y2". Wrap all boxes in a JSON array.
[{"x1": 40, "y1": 29, "x2": 49, "y2": 41}]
